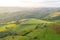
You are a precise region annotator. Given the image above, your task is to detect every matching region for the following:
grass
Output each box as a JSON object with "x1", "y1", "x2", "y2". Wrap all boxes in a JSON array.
[
  {"x1": 0, "y1": 18, "x2": 60, "y2": 40},
  {"x1": 0, "y1": 24, "x2": 16, "y2": 31}
]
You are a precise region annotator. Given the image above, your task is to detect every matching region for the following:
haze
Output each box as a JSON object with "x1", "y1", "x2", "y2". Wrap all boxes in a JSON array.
[{"x1": 0, "y1": 0, "x2": 60, "y2": 7}]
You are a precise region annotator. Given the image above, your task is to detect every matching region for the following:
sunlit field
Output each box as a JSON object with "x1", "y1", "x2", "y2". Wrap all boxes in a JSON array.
[{"x1": 0, "y1": 7, "x2": 60, "y2": 40}]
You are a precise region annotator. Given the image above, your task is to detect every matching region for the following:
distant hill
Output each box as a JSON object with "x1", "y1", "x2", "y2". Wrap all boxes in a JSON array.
[
  {"x1": 45, "y1": 12, "x2": 60, "y2": 20},
  {"x1": 0, "y1": 7, "x2": 60, "y2": 40},
  {"x1": 0, "y1": 7, "x2": 60, "y2": 22}
]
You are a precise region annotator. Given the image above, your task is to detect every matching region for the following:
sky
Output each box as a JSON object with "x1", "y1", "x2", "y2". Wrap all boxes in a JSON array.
[{"x1": 0, "y1": 0, "x2": 60, "y2": 7}]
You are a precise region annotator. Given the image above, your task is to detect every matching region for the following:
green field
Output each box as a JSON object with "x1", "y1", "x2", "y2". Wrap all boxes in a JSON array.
[{"x1": 0, "y1": 18, "x2": 60, "y2": 40}]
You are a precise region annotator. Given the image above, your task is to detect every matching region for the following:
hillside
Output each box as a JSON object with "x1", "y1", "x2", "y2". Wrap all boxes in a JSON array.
[
  {"x1": 0, "y1": 18, "x2": 60, "y2": 40},
  {"x1": 44, "y1": 12, "x2": 60, "y2": 20},
  {"x1": 0, "y1": 7, "x2": 60, "y2": 22},
  {"x1": 0, "y1": 7, "x2": 60, "y2": 40}
]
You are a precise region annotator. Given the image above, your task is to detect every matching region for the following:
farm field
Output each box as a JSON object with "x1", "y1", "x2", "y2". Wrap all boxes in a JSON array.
[
  {"x1": 0, "y1": 18, "x2": 60, "y2": 40},
  {"x1": 0, "y1": 7, "x2": 60, "y2": 40}
]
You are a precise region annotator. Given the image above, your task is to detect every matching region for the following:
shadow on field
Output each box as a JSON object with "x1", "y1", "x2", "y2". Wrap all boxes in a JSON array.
[{"x1": 52, "y1": 24, "x2": 60, "y2": 34}]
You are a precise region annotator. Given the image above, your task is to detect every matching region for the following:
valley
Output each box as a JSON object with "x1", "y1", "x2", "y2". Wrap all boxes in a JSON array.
[{"x1": 0, "y1": 7, "x2": 60, "y2": 40}]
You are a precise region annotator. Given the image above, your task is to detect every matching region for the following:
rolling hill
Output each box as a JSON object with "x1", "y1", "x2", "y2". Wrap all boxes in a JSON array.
[
  {"x1": 0, "y1": 18, "x2": 60, "y2": 40},
  {"x1": 0, "y1": 7, "x2": 60, "y2": 40},
  {"x1": 45, "y1": 12, "x2": 60, "y2": 20},
  {"x1": 0, "y1": 7, "x2": 60, "y2": 22}
]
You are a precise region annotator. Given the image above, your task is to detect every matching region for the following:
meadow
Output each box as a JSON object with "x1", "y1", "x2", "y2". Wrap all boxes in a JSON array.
[{"x1": 0, "y1": 18, "x2": 60, "y2": 40}]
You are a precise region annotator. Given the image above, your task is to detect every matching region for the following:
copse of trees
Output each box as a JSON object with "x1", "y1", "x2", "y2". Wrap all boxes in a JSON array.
[{"x1": 0, "y1": 30, "x2": 17, "y2": 38}]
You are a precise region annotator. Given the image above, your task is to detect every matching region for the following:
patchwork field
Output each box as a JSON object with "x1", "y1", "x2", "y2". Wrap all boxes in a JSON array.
[{"x1": 0, "y1": 19, "x2": 60, "y2": 40}]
